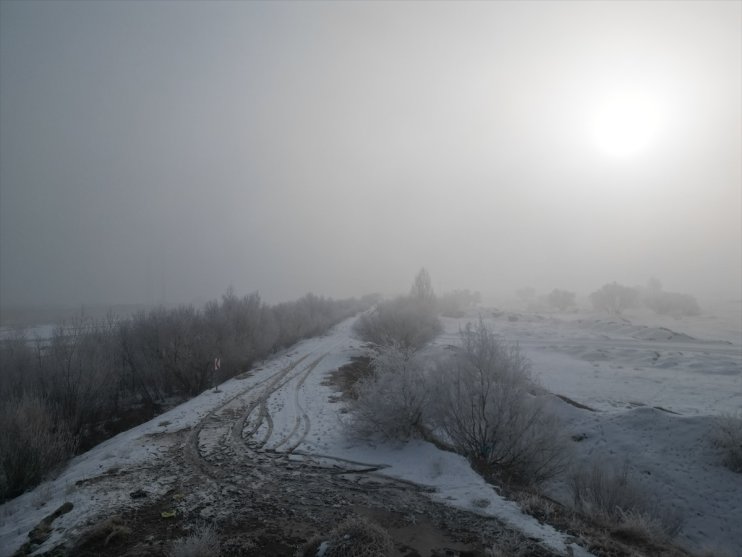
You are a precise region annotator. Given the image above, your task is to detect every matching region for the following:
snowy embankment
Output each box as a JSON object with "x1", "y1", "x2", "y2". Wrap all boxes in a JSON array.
[
  {"x1": 2, "y1": 306, "x2": 740, "y2": 556},
  {"x1": 453, "y1": 306, "x2": 741, "y2": 554}
]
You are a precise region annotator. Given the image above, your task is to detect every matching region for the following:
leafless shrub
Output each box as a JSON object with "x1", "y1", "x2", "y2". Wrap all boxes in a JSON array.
[
  {"x1": 437, "y1": 288, "x2": 481, "y2": 317},
  {"x1": 642, "y1": 280, "x2": 701, "y2": 317},
  {"x1": 484, "y1": 529, "x2": 532, "y2": 557},
  {"x1": 354, "y1": 296, "x2": 441, "y2": 349},
  {"x1": 299, "y1": 516, "x2": 394, "y2": 557},
  {"x1": 427, "y1": 319, "x2": 570, "y2": 486},
  {"x1": 713, "y1": 412, "x2": 742, "y2": 473},
  {"x1": 589, "y1": 282, "x2": 639, "y2": 315},
  {"x1": 0, "y1": 394, "x2": 78, "y2": 501},
  {"x1": 350, "y1": 346, "x2": 429, "y2": 440},
  {"x1": 169, "y1": 523, "x2": 221, "y2": 557},
  {"x1": 570, "y1": 460, "x2": 682, "y2": 542}
]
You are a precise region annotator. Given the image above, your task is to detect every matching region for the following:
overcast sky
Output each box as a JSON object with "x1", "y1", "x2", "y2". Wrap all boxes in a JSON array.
[{"x1": 1, "y1": 0, "x2": 740, "y2": 307}]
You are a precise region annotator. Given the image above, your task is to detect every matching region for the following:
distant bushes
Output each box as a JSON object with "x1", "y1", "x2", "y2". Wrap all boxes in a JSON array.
[
  {"x1": 643, "y1": 290, "x2": 700, "y2": 317},
  {"x1": 589, "y1": 282, "x2": 639, "y2": 315},
  {"x1": 0, "y1": 291, "x2": 368, "y2": 501},
  {"x1": 354, "y1": 269, "x2": 442, "y2": 349},
  {"x1": 437, "y1": 289, "x2": 481, "y2": 317},
  {"x1": 300, "y1": 516, "x2": 394, "y2": 557},
  {"x1": 353, "y1": 297, "x2": 441, "y2": 349},
  {"x1": 545, "y1": 289, "x2": 576, "y2": 311},
  {"x1": 169, "y1": 524, "x2": 221, "y2": 557},
  {"x1": 589, "y1": 279, "x2": 701, "y2": 317}
]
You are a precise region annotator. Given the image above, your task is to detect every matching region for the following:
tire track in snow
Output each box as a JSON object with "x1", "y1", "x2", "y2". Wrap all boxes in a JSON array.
[
  {"x1": 271, "y1": 354, "x2": 325, "y2": 452},
  {"x1": 186, "y1": 354, "x2": 310, "y2": 477}
]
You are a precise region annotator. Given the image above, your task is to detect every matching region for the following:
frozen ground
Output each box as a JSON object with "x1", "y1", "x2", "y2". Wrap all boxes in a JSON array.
[
  {"x1": 1, "y1": 304, "x2": 740, "y2": 556},
  {"x1": 435, "y1": 303, "x2": 741, "y2": 554}
]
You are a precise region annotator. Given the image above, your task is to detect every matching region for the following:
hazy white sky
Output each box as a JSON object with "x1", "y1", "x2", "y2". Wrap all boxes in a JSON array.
[{"x1": 1, "y1": 0, "x2": 740, "y2": 307}]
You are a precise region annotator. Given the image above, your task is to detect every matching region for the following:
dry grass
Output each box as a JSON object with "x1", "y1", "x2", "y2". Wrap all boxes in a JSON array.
[
  {"x1": 299, "y1": 516, "x2": 394, "y2": 557},
  {"x1": 74, "y1": 515, "x2": 132, "y2": 550},
  {"x1": 570, "y1": 460, "x2": 682, "y2": 543},
  {"x1": 169, "y1": 523, "x2": 221, "y2": 557}
]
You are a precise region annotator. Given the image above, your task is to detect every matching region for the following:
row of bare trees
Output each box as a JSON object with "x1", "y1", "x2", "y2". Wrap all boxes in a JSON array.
[{"x1": 0, "y1": 291, "x2": 369, "y2": 501}]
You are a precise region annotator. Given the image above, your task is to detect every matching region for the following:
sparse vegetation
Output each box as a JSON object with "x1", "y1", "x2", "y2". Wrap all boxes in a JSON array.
[
  {"x1": 545, "y1": 289, "x2": 576, "y2": 311},
  {"x1": 169, "y1": 524, "x2": 221, "y2": 557},
  {"x1": 354, "y1": 269, "x2": 442, "y2": 349},
  {"x1": 437, "y1": 288, "x2": 481, "y2": 317},
  {"x1": 351, "y1": 316, "x2": 569, "y2": 487},
  {"x1": 589, "y1": 282, "x2": 639, "y2": 315},
  {"x1": 643, "y1": 289, "x2": 701, "y2": 317},
  {"x1": 569, "y1": 460, "x2": 682, "y2": 542},
  {"x1": 427, "y1": 319, "x2": 569, "y2": 486},
  {"x1": 350, "y1": 346, "x2": 429, "y2": 440},
  {"x1": 299, "y1": 516, "x2": 394, "y2": 557}
]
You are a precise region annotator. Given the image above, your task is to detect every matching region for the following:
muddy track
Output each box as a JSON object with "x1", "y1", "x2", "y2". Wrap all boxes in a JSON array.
[
  {"x1": 184, "y1": 354, "x2": 310, "y2": 477},
  {"x1": 183, "y1": 348, "x2": 417, "y2": 495}
]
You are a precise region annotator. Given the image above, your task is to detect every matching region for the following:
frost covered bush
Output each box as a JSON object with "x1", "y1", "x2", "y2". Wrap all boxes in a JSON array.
[
  {"x1": 545, "y1": 288, "x2": 576, "y2": 311},
  {"x1": 428, "y1": 319, "x2": 569, "y2": 486},
  {"x1": 351, "y1": 346, "x2": 429, "y2": 440},
  {"x1": 644, "y1": 290, "x2": 701, "y2": 317},
  {"x1": 714, "y1": 413, "x2": 742, "y2": 473},
  {"x1": 570, "y1": 460, "x2": 682, "y2": 541},
  {"x1": 354, "y1": 269, "x2": 441, "y2": 349},
  {"x1": 349, "y1": 318, "x2": 568, "y2": 485},
  {"x1": 589, "y1": 282, "x2": 639, "y2": 314},
  {"x1": 300, "y1": 516, "x2": 394, "y2": 557},
  {"x1": 169, "y1": 524, "x2": 221, "y2": 557},
  {"x1": 0, "y1": 394, "x2": 78, "y2": 501},
  {"x1": 437, "y1": 289, "x2": 481, "y2": 317},
  {"x1": 353, "y1": 297, "x2": 441, "y2": 349}
]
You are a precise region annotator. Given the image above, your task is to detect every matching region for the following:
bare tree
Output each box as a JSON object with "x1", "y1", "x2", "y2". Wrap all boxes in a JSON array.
[
  {"x1": 410, "y1": 268, "x2": 435, "y2": 305},
  {"x1": 546, "y1": 289, "x2": 576, "y2": 311}
]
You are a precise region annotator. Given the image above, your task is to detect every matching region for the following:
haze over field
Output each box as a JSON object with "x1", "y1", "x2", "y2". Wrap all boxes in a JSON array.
[{"x1": 1, "y1": 0, "x2": 740, "y2": 308}]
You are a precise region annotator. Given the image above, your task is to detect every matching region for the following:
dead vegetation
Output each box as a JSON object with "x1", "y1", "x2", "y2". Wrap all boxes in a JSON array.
[{"x1": 299, "y1": 516, "x2": 394, "y2": 557}]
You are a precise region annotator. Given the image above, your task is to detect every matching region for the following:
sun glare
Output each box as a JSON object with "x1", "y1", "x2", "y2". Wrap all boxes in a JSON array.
[{"x1": 588, "y1": 90, "x2": 663, "y2": 158}]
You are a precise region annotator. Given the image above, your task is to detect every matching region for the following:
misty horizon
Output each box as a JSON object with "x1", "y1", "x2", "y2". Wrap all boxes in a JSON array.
[{"x1": 1, "y1": 1, "x2": 740, "y2": 309}]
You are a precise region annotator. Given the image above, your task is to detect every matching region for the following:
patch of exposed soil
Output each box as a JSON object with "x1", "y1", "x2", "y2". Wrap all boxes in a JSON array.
[
  {"x1": 321, "y1": 356, "x2": 373, "y2": 402},
  {"x1": 52, "y1": 465, "x2": 553, "y2": 557}
]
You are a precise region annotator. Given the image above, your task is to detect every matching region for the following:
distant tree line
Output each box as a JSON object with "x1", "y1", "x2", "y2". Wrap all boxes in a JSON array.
[
  {"x1": 589, "y1": 279, "x2": 700, "y2": 317},
  {"x1": 514, "y1": 279, "x2": 700, "y2": 317},
  {"x1": 0, "y1": 290, "x2": 370, "y2": 501}
]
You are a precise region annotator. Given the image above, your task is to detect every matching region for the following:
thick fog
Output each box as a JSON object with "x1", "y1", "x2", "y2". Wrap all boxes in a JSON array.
[{"x1": 1, "y1": 1, "x2": 740, "y2": 308}]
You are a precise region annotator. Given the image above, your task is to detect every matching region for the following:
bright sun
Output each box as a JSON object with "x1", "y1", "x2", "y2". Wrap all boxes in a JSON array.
[{"x1": 588, "y1": 89, "x2": 663, "y2": 158}]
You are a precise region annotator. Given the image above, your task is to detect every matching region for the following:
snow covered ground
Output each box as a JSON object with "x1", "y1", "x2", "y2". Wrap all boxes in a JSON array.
[{"x1": 1, "y1": 303, "x2": 740, "y2": 556}]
